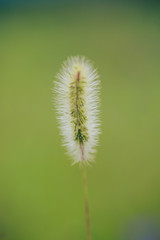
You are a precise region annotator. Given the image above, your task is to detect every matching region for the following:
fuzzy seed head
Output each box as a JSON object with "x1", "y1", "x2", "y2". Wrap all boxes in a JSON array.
[{"x1": 54, "y1": 56, "x2": 100, "y2": 165}]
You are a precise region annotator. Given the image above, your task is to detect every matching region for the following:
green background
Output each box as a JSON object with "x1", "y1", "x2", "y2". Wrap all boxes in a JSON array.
[{"x1": 1, "y1": 3, "x2": 160, "y2": 240}]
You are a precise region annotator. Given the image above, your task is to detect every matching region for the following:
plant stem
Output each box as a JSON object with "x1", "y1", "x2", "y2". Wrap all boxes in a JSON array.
[{"x1": 82, "y1": 167, "x2": 91, "y2": 240}]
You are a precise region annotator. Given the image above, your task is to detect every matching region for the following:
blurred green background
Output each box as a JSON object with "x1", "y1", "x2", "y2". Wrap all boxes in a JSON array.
[{"x1": 0, "y1": 1, "x2": 160, "y2": 239}]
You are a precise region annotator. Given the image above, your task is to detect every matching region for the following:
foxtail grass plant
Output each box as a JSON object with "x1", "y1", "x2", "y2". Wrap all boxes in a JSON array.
[{"x1": 54, "y1": 56, "x2": 100, "y2": 240}]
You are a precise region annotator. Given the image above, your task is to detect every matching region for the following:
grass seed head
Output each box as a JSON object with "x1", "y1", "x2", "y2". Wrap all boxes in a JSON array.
[{"x1": 54, "y1": 56, "x2": 101, "y2": 165}]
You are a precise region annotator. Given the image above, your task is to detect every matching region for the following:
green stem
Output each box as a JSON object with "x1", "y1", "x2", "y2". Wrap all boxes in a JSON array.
[{"x1": 82, "y1": 167, "x2": 91, "y2": 240}]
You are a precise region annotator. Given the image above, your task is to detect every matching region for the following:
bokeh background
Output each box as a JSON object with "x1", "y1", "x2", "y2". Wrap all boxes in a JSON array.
[{"x1": 1, "y1": 0, "x2": 160, "y2": 239}]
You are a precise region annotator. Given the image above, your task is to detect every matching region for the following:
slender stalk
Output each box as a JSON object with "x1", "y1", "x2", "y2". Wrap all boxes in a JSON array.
[{"x1": 82, "y1": 167, "x2": 91, "y2": 240}]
